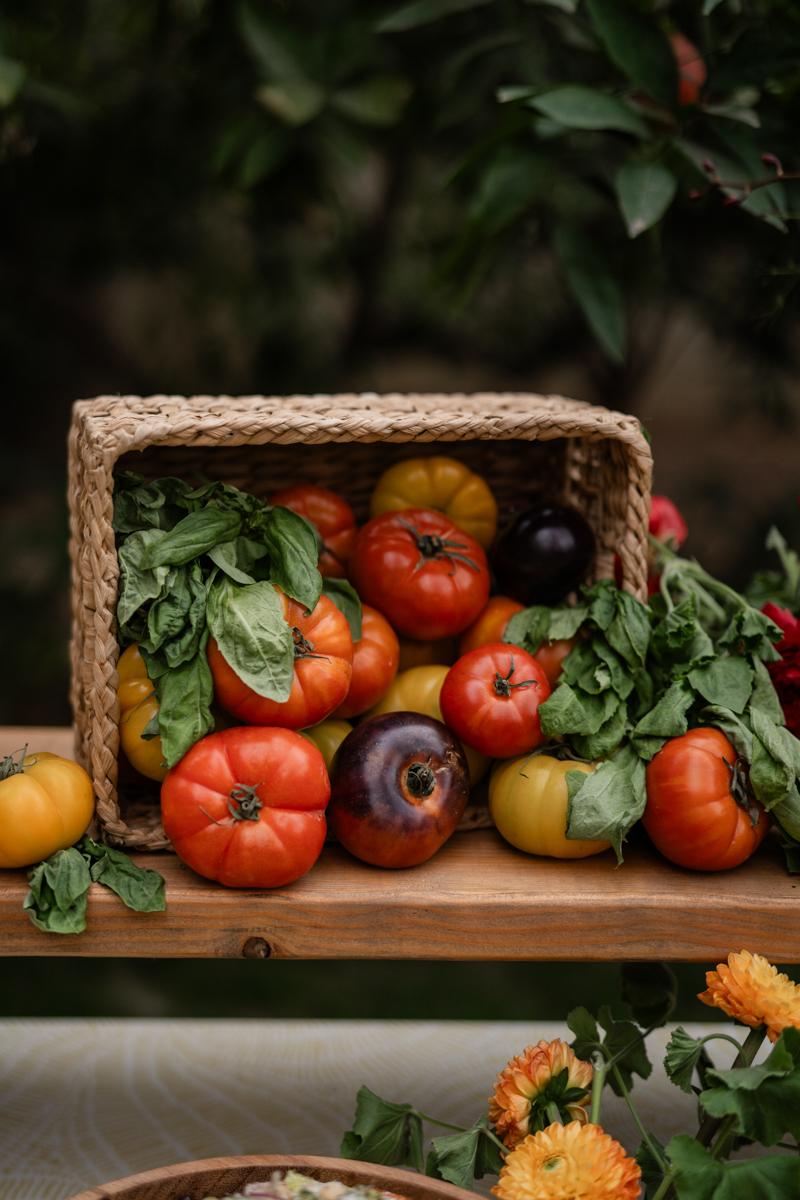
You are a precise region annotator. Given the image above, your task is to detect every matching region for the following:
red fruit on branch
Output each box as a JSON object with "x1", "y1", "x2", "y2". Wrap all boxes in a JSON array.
[{"x1": 670, "y1": 32, "x2": 707, "y2": 106}]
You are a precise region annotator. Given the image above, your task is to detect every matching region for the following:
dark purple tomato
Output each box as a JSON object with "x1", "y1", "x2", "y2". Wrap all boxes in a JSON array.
[
  {"x1": 328, "y1": 712, "x2": 469, "y2": 868},
  {"x1": 492, "y1": 503, "x2": 596, "y2": 605}
]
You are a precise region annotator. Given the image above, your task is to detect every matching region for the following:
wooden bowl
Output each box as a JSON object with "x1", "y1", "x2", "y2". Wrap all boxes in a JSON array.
[{"x1": 65, "y1": 1154, "x2": 481, "y2": 1200}]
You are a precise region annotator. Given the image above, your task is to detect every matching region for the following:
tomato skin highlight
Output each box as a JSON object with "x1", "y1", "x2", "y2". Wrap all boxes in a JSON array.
[
  {"x1": 161, "y1": 725, "x2": 329, "y2": 888},
  {"x1": 459, "y1": 596, "x2": 524, "y2": 656},
  {"x1": 490, "y1": 754, "x2": 610, "y2": 859},
  {"x1": 268, "y1": 484, "x2": 357, "y2": 578},
  {"x1": 349, "y1": 508, "x2": 490, "y2": 641},
  {"x1": 644, "y1": 728, "x2": 770, "y2": 871},
  {"x1": 208, "y1": 590, "x2": 353, "y2": 729},
  {"x1": 440, "y1": 643, "x2": 551, "y2": 759},
  {"x1": 333, "y1": 604, "x2": 400, "y2": 719}
]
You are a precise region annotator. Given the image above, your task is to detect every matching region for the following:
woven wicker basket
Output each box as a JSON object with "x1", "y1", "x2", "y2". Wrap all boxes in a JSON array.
[{"x1": 68, "y1": 392, "x2": 652, "y2": 850}]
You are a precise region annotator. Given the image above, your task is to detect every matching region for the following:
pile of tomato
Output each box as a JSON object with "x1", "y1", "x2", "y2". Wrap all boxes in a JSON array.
[{"x1": 117, "y1": 455, "x2": 603, "y2": 889}]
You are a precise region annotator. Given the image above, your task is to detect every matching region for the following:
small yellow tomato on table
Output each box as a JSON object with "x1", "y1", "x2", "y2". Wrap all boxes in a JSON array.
[{"x1": 489, "y1": 753, "x2": 611, "y2": 859}]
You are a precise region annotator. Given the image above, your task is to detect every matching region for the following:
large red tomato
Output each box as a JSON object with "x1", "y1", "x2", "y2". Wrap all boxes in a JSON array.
[
  {"x1": 349, "y1": 508, "x2": 490, "y2": 640},
  {"x1": 268, "y1": 484, "x2": 357, "y2": 578},
  {"x1": 644, "y1": 728, "x2": 770, "y2": 871},
  {"x1": 208, "y1": 591, "x2": 353, "y2": 729},
  {"x1": 161, "y1": 726, "x2": 330, "y2": 887},
  {"x1": 333, "y1": 604, "x2": 399, "y2": 719},
  {"x1": 439, "y1": 642, "x2": 551, "y2": 758}
]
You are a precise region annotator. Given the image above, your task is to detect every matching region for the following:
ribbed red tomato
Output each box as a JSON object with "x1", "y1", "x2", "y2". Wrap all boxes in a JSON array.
[
  {"x1": 644, "y1": 728, "x2": 770, "y2": 871},
  {"x1": 268, "y1": 484, "x2": 357, "y2": 578},
  {"x1": 208, "y1": 591, "x2": 353, "y2": 728},
  {"x1": 161, "y1": 726, "x2": 330, "y2": 888},
  {"x1": 439, "y1": 642, "x2": 551, "y2": 758},
  {"x1": 333, "y1": 604, "x2": 399, "y2": 719},
  {"x1": 349, "y1": 508, "x2": 490, "y2": 640}
]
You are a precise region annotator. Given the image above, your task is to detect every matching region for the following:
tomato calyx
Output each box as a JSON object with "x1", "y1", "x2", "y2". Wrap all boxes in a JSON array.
[
  {"x1": 0, "y1": 745, "x2": 27, "y2": 780},
  {"x1": 397, "y1": 516, "x2": 481, "y2": 577},
  {"x1": 292, "y1": 627, "x2": 330, "y2": 663},
  {"x1": 201, "y1": 782, "x2": 264, "y2": 826},
  {"x1": 493, "y1": 658, "x2": 538, "y2": 698},
  {"x1": 405, "y1": 759, "x2": 436, "y2": 798},
  {"x1": 723, "y1": 755, "x2": 761, "y2": 828}
]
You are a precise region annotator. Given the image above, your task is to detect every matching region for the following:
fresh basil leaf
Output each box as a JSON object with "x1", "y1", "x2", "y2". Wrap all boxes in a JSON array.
[
  {"x1": 588, "y1": 581, "x2": 617, "y2": 630},
  {"x1": 428, "y1": 1114, "x2": 504, "y2": 1188},
  {"x1": 750, "y1": 733, "x2": 794, "y2": 811},
  {"x1": 565, "y1": 743, "x2": 646, "y2": 863},
  {"x1": 561, "y1": 638, "x2": 609, "y2": 695},
  {"x1": 161, "y1": 562, "x2": 207, "y2": 668},
  {"x1": 540, "y1": 683, "x2": 618, "y2": 736},
  {"x1": 139, "y1": 508, "x2": 242, "y2": 569},
  {"x1": 700, "y1": 1027, "x2": 800, "y2": 1147},
  {"x1": 632, "y1": 679, "x2": 694, "y2": 739},
  {"x1": 773, "y1": 785, "x2": 800, "y2": 841},
  {"x1": 23, "y1": 847, "x2": 91, "y2": 934},
  {"x1": 207, "y1": 578, "x2": 293, "y2": 702},
  {"x1": 207, "y1": 540, "x2": 257, "y2": 585},
  {"x1": 571, "y1": 693, "x2": 627, "y2": 758},
  {"x1": 504, "y1": 605, "x2": 551, "y2": 653},
  {"x1": 263, "y1": 505, "x2": 322, "y2": 613},
  {"x1": 548, "y1": 604, "x2": 588, "y2": 641},
  {"x1": 621, "y1": 962, "x2": 677, "y2": 1028},
  {"x1": 593, "y1": 636, "x2": 635, "y2": 699},
  {"x1": 155, "y1": 636, "x2": 215, "y2": 767},
  {"x1": 586, "y1": 0, "x2": 676, "y2": 108},
  {"x1": 113, "y1": 475, "x2": 193, "y2": 535},
  {"x1": 702, "y1": 705, "x2": 754, "y2": 762},
  {"x1": 607, "y1": 590, "x2": 651, "y2": 667},
  {"x1": 322, "y1": 577, "x2": 363, "y2": 641},
  {"x1": 145, "y1": 566, "x2": 192, "y2": 651},
  {"x1": 688, "y1": 656, "x2": 754, "y2": 715},
  {"x1": 750, "y1": 655, "x2": 786, "y2": 725},
  {"x1": 664, "y1": 1027, "x2": 707, "y2": 1094},
  {"x1": 117, "y1": 529, "x2": 173, "y2": 627},
  {"x1": 79, "y1": 838, "x2": 166, "y2": 912},
  {"x1": 140, "y1": 710, "x2": 160, "y2": 741},
  {"x1": 340, "y1": 1085, "x2": 423, "y2": 1170}
]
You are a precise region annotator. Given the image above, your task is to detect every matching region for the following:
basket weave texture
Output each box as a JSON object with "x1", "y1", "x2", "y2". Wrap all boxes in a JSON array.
[{"x1": 68, "y1": 392, "x2": 652, "y2": 850}]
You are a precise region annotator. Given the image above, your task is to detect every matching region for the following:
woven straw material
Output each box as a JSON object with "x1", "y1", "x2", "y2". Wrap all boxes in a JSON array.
[{"x1": 68, "y1": 392, "x2": 652, "y2": 849}]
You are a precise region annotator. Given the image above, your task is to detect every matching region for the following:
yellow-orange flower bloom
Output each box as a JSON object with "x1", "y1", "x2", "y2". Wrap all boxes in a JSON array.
[
  {"x1": 698, "y1": 950, "x2": 800, "y2": 1043},
  {"x1": 489, "y1": 1040, "x2": 593, "y2": 1149},
  {"x1": 492, "y1": 1122, "x2": 641, "y2": 1200}
]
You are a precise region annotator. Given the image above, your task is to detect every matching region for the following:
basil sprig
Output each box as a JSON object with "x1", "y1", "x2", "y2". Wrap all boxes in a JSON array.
[
  {"x1": 113, "y1": 473, "x2": 356, "y2": 767},
  {"x1": 504, "y1": 557, "x2": 800, "y2": 871},
  {"x1": 24, "y1": 836, "x2": 165, "y2": 934}
]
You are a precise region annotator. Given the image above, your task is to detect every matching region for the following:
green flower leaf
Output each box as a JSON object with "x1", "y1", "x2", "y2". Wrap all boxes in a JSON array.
[
  {"x1": 555, "y1": 225, "x2": 626, "y2": 363},
  {"x1": 530, "y1": 85, "x2": 649, "y2": 137},
  {"x1": 700, "y1": 1027, "x2": 800, "y2": 1146},
  {"x1": 427, "y1": 1114, "x2": 504, "y2": 1188},
  {"x1": 616, "y1": 162, "x2": 677, "y2": 238},
  {"x1": 586, "y1": 0, "x2": 677, "y2": 108},
  {"x1": 340, "y1": 1085, "x2": 424, "y2": 1171},
  {"x1": 664, "y1": 1026, "x2": 708, "y2": 1094}
]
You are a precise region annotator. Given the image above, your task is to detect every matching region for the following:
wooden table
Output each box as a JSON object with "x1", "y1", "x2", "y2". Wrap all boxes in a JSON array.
[{"x1": 2, "y1": 728, "x2": 799, "y2": 961}]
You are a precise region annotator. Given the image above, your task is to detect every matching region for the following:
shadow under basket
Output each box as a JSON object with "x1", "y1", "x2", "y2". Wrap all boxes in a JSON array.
[{"x1": 68, "y1": 392, "x2": 652, "y2": 850}]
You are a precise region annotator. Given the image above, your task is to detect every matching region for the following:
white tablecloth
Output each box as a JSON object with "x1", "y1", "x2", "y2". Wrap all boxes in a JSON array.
[{"x1": 0, "y1": 1018, "x2": 774, "y2": 1200}]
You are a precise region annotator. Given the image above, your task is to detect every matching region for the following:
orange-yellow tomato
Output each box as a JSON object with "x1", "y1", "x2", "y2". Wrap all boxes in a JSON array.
[
  {"x1": 0, "y1": 751, "x2": 95, "y2": 868},
  {"x1": 117, "y1": 643, "x2": 169, "y2": 782},
  {"x1": 370, "y1": 456, "x2": 498, "y2": 549},
  {"x1": 489, "y1": 754, "x2": 610, "y2": 859},
  {"x1": 533, "y1": 639, "x2": 576, "y2": 689},
  {"x1": 459, "y1": 596, "x2": 524, "y2": 656}
]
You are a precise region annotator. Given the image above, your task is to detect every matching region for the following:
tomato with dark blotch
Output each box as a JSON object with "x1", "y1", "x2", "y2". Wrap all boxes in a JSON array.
[
  {"x1": 493, "y1": 504, "x2": 595, "y2": 606},
  {"x1": 328, "y1": 712, "x2": 469, "y2": 868}
]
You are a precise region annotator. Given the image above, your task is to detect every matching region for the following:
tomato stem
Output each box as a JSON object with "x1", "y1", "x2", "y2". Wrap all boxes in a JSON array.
[
  {"x1": 292, "y1": 627, "x2": 330, "y2": 662},
  {"x1": 405, "y1": 760, "x2": 436, "y2": 798},
  {"x1": 0, "y1": 745, "x2": 27, "y2": 780},
  {"x1": 200, "y1": 782, "x2": 264, "y2": 825},
  {"x1": 397, "y1": 515, "x2": 481, "y2": 577},
  {"x1": 493, "y1": 656, "x2": 538, "y2": 698}
]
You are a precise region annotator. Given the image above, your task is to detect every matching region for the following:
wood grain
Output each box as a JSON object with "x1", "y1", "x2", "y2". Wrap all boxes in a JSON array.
[
  {"x1": 2, "y1": 823, "x2": 798, "y2": 961},
  {"x1": 65, "y1": 1154, "x2": 477, "y2": 1200}
]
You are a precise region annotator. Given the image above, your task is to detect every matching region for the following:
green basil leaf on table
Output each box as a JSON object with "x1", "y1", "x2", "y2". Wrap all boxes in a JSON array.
[
  {"x1": 321, "y1": 577, "x2": 363, "y2": 641},
  {"x1": 139, "y1": 508, "x2": 243, "y2": 569},
  {"x1": 78, "y1": 837, "x2": 166, "y2": 912},
  {"x1": 565, "y1": 743, "x2": 646, "y2": 863},
  {"x1": 687, "y1": 657, "x2": 754, "y2": 715},
  {"x1": 23, "y1": 847, "x2": 91, "y2": 934},
  {"x1": 207, "y1": 577, "x2": 294, "y2": 702},
  {"x1": 262, "y1": 505, "x2": 323, "y2": 613}
]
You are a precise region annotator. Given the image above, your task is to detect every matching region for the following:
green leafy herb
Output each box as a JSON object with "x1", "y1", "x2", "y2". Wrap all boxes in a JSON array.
[
  {"x1": 666, "y1": 1132, "x2": 800, "y2": 1199},
  {"x1": 78, "y1": 836, "x2": 166, "y2": 912},
  {"x1": 321, "y1": 577, "x2": 363, "y2": 641},
  {"x1": 207, "y1": 578, "x2": 294, "y2": 701},
  {"x1": 565, "y1": 744, "x2": 646, "y2": 863},
  {"x1": 427, "y1": 1115, "x2": 504, "y2": 1188},
  {"x1": 340, "y1": 1085, "x2": 424, "y2": 1171}
]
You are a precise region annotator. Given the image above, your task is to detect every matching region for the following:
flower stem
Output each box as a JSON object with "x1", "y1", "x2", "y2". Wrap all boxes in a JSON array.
[
  {"x1": 611, "y1": 1065, "x2": 666, "y2": 1172},
  {"x1": 710, "y1": 1114, "x2": 738, "y2": 1161},
  {"x1": 414, "y1": 1112, "x2": 465, "y2": 1133},
  {"x1": 545, "y1": 1101, "x2": 563, "y2": 1126},
  {"x1": 694, "y1": 1025, "x2": 767, "y2": 1149},
  {"x1": 589, "y1": 1052, "x2": 606, "y2": 1125},
  {"x1": 650, "y1": 1170, "x2": 676, "y2": 1200},
  {"x1": 695, "y1": 1032, "x2": 747, "y2": 1067}
]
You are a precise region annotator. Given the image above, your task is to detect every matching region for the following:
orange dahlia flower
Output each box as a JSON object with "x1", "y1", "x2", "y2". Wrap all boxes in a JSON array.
[
  {"x1": 492, "y1": 1122, "x2": 641, "y2": 1200},
  {"x1": 489, "y1": 1040, "x2": 593, "y2": 1149},
  {"x1": 698, "y1": 950, "x2": 800, "y2": 1043}
]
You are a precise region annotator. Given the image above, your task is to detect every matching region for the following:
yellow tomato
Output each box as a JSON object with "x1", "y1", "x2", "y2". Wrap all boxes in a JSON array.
[
  {"x1": 368, "y1": 664, "x2": 491, "y2": 785},
  {"x1": 489, "y1": 754, "x2": 611, "y2": 859},
  {"x1": 117, "y1": 643, "x2": 168, "y2": 782},
  {"x1": 300, "y1": 718, "x2": 353, "y2": 773},
  {"x1": 370, "y1": 456, "x2": 498, "y2": 549},
  {"x1": 0, "y1": 751, "x2": 95, "y2": 868}
]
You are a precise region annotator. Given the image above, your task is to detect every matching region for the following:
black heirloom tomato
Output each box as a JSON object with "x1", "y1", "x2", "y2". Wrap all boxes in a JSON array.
[
  {"x1": 492, "y1": 503, "x2": 596, "y2": 605},
  {"x1": 328, "y1": 712, "x2": 469, "y2": 868}
]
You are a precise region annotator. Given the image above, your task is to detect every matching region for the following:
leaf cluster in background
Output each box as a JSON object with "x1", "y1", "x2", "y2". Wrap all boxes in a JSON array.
[{"x1": 113, "y1": 473, "x2": 335, "y2": 765}]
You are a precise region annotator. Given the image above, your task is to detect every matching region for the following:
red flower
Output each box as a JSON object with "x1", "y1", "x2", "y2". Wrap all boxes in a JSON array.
[
  {"x1": 649, "y1": 495, "x2": 688, "y2": 549},
  {"x1": 762, "y1": 602, "x2": 800, "y2": 738}
]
